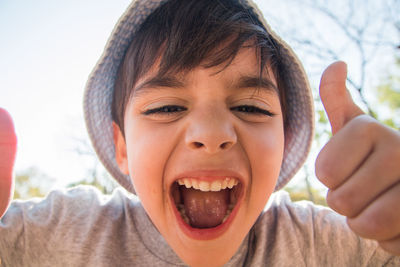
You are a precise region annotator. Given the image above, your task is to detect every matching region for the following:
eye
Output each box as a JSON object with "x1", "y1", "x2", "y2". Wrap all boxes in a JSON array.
[
  {"x1": 142, "y1": 105, "x2": 187, "y2": 115},
  {"x1": 230, "y1": 105, "x2": 275, "y2": 117}
]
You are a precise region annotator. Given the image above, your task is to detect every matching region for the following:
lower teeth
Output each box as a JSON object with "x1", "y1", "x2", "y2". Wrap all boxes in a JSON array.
[
  {"x1": 222, "y1": 204, "x2": 235, "y2": 223},
  {"x1": 177, "y1": 204, "x2": 190, "y2": 224}
]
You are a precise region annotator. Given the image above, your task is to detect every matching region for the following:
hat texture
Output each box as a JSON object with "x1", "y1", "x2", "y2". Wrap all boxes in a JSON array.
[{"x1": 84, "y1": 0, "x2": 314, "y2": 194}]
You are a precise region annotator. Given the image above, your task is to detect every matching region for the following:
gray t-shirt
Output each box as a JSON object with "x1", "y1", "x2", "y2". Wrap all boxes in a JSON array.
[{"x1": 0, "y1": 186, "x2": 398, "y2": 266}]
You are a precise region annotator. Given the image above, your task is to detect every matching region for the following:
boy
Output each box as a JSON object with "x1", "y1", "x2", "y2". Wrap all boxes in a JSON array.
[{"x1": 1, "y1": 0, "x2": 400, "y2": 266}]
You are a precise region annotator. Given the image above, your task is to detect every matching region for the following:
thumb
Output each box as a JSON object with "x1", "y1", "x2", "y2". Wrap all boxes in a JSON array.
[
  {"x1": 319, "y1": 61, "x2": 364, "y2": 135},
  {"x1": 0, "y1": 108, "x2": 17, "y2": 218}
]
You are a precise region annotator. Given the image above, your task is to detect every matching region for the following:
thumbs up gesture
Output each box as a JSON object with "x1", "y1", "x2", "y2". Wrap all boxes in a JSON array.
[
  {"x1": 0, "y1": 108, "x2": 17, "y2": 218},
  {"x1": 316, "y1": 61, "x2": 400, "y2": 255}
]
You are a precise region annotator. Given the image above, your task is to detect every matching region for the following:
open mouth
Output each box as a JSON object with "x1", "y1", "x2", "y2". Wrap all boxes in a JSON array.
[{"x1": 171, "y1": 177, "x2": 242, "y2": 229}]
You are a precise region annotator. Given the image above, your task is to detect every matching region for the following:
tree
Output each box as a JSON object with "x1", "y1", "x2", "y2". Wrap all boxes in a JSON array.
[
  {"x1": 271, "y1": 0, "x2": 400, "y2": 201},
  {"x1": 68, "y1": 136, "x2": 118, "y2": 194},
  {"x1": 376, "y1": 57, "x2": 400, "y2": 129},
  {"x1": 264, "y1": 0, "x2": 399, "y2": 116},
  {"x1": 13, "y1": 167, "x2": 55, "y2": 200},
  {"x1": 284, "y1": 184, "x2": 327, "y2": 206}
]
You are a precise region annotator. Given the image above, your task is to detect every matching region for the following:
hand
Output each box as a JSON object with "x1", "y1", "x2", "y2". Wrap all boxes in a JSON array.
[
  {"x1": 0, "y1": 108, "x2": 17, "y2": 218},
  {"x1": 315, "y1": 61, "x2": 400, "y2": 256}
]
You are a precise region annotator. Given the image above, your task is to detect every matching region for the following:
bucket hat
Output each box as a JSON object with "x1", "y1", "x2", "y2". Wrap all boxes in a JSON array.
[{"x1": 84, "y1": 0, "x2": 314, "y2": 194}]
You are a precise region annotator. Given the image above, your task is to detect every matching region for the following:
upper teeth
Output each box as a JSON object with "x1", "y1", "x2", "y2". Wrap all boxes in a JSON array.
[{"x1": 176, "y1": 177, "x2": 239, "y2": 192}]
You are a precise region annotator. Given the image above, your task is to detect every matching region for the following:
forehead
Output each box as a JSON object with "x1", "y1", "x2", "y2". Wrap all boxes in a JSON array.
[{"x1": 133, "y1": 47, "x2": 278, "y2": 96}]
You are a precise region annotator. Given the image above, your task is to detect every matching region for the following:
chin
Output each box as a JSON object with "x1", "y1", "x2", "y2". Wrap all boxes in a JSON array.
[{"x1": 180, "y1": 252, "x2": 234, "y2": 267}]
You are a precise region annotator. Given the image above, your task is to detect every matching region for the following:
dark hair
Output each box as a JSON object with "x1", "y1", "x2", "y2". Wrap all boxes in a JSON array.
[{"x1": 112, "y1": 0, "x2": 287, "y2": 134}]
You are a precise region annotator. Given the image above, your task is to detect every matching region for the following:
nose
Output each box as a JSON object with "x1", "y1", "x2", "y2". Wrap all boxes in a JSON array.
[{"x1": 185, "y1": 107, "x2": 237, "y2": 154}]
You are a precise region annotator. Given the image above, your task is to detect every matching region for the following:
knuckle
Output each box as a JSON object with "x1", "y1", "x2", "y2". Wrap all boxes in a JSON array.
[
  {"x1": 348, "y1": 211, "x2": 389, "y2": 240},
  {"x1": 365, "y1": 215, "x2": 385, "y2": 235},
  {"x1": 380, "y1": 149, "x2": 400, "y2": 171},
  {"x1": 348, "y1": 115, "x2": 379, "y2": 139},
  {"x1": 326, "y1": 189, "x2": 354, "y2": 216},
  {"x1": 388, "y1": 141, "x2": 400, "y2": 162},
  {"x1": 315, "y1": 152, "x2": 335, "y2": 187}
]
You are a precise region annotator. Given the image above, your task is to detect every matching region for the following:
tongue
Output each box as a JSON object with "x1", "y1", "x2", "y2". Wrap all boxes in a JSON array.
[{"x1": 181, "y1": 187, "x2": 229, "y2": 228}]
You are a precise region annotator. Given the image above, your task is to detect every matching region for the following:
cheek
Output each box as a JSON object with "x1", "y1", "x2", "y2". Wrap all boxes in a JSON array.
[
  {"x1": 244, "y1": 121, "x2": 285, "y2": 209},
  {"x1": 246, "y1": 120, "x2": 285, "y2": 171},
  {"x1": 124, "y1": 122, "x2": 179, "y2": 214}
]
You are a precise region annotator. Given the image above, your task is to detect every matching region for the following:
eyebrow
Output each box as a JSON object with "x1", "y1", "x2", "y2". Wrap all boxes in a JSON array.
[
  {"x1": 133, "y1": 76, "x2": 186, "y2": 96},
  {"x1": 132, "y1": 74, "x2": 279, "y2": 97},
  {"x1": 235, "y1": 76, "x2": 279, "y2": 94}
]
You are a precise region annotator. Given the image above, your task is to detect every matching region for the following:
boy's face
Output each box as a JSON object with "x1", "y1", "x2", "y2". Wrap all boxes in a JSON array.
[{"x1": 114, "y1": 47, "x2": 284, "y2": 266}]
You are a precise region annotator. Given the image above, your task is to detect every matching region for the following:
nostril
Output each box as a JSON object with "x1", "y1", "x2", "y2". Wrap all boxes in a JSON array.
[
  {"x1": 220, "y1": 141, "x2": 232, "y2": 150},
  {"x1": 189, "y1": 141, "x2": 233, "y2": 151},
  {"x1": 193, "y1": 142, "x2": 203, "y2": 148}
]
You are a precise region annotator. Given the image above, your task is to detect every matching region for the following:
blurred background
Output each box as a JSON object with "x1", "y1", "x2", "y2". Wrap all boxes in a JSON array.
[{"x1": 1, "y1": 0, "x2": 399, "y2": 204}]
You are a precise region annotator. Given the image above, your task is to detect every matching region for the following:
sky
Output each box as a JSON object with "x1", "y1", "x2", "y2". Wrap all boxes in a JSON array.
[
  {"x1": 0, "y1": 0, "x2": 398, "y2": 190},
  {"x1": 0, "y1": 0, "x2": 132, "y2": 187}
]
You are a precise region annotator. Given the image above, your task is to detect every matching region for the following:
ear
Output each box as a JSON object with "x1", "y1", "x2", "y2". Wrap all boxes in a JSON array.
[{"x1": 113, "y1": 122, "x2": 129, "y2": 175}]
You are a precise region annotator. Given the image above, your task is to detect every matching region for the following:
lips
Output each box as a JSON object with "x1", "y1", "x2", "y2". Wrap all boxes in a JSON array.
[{"x1": 169, "y1": 171, "x2": 244, "y2": 239}]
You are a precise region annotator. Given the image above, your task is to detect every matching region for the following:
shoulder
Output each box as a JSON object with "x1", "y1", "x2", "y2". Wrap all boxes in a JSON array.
[
  {"x1": 256, "y1": 190, "x2": 343, "y2": 230},
  {"x1": 252, "y1": 190, "x2": 346, "y2": 252},
  {"x1": 2, "y1": 185, "x2": 141, "y2": 229},
  {"x1": 0, "y1": 186, "x2": 143, "y2": 265},
  {"x1": 249, "y1": 191, "x2": 400, "y2": 266}
]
